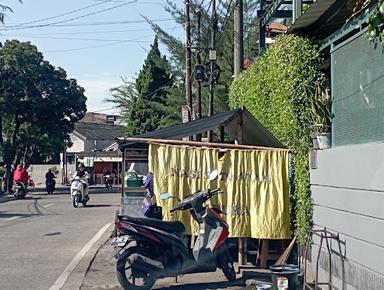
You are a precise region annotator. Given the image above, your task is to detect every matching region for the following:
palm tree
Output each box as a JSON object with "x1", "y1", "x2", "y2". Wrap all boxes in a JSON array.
[{"x1": 0, "y1": 1, "x2": 22, "y2": 23}]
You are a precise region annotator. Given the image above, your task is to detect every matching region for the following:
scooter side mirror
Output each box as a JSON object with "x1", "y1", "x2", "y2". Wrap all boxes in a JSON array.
[
  {"x1": 159, "y1": 192, "x2": 172, "y2": 200},
  {"x1": 209, "y1": 170, "x2": 219, "y2": 181}
]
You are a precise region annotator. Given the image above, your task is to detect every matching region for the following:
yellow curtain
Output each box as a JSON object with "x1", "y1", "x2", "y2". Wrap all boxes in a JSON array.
[{"x1": 149, "y1": 143, "x2": 290, "y2": 239}]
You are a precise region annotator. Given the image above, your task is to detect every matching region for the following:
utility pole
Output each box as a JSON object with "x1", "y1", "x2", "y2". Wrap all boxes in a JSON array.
[
  {"x1": 259, "y1": 0, "x2": 266, "y2": 53},
  {"x1": 195, "y1": 6, "x2": 202, "y2": 141},
  {"x1": 208, "y1": 0, "x2": 217, "y2": 142},
  {"x1": 234, "y1": 0, "x2": 244, "y2": 76},
  {"x1": 234, "y1": 0, "x2": 246, "y2": 267},
  {"x1": 185, "y1": 0, "x2": 192, "y2": 123}
]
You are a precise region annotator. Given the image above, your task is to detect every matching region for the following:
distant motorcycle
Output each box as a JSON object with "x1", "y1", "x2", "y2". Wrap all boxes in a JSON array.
[
  {"x1": 46, "y1": 178, "x2": 56, "y2": 195},
  {"x1": 70, "y1": 176, "x2": 89, "y2": 207},
  {"x1": 104, "y1": 174, "x2": 113, "y2": 190},
  {"x1": 14, "y1": 181, "x2": 27, "y2": 199}
]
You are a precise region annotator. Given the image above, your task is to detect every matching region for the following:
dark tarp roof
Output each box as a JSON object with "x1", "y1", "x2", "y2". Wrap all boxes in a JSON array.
[
  {"x1": 119, "y1": 108, "x2": 284, "y2": 149},
  {"x1": 289, "y1": 0, "x2": 379, "y2": 39},
  {"x1": 74, "y1": 122, "x2": 124, "y2": 140}
]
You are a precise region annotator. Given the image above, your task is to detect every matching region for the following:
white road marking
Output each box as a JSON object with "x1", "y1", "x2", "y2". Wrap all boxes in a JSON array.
[
  {"x1": 5, "y1": 216, "x2": 19, "y2": 222},
  {"x1": 48, "y1": 223, "x2": 111, "y2": 290},
  {"x1": 44, "y1": 203, "x2": 55, "y2": 208}
]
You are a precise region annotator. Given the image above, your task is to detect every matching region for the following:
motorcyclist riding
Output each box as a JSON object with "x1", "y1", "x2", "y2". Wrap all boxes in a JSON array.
[
  {"x1": 45, "y1": 169, "x2": 56, "y2": 194},
  {"x1": 102, "y1": 167, "x2": 113, "y2": 190},
  {"x1": 13, "y1": 164, "x2": 29, "y2": 198},
  {"x1": 13, "y1": 165, "x2": 29, "y2": 190},
  {"x1": 73, "y1": 163, "x2": 90, "y2": 200}
]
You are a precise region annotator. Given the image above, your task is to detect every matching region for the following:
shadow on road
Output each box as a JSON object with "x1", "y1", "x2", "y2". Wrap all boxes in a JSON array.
[
  {"x1": 84, "y1": 204, "x2": 116, "y2": 208},
  {"x1": 154, "y1": 278, "x2": 246, "y2": 290},
  {"x1": 0, "y1": 212, "x2": 38, "y2": 219}
]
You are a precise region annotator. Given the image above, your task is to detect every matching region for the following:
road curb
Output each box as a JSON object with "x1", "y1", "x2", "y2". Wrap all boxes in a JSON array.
[
  {"x1": 0, "y1": 194, "x2": 15, "y2": 204},
  {"x1": 61, "y1": 224, "x2": 115, "y2": 290}
]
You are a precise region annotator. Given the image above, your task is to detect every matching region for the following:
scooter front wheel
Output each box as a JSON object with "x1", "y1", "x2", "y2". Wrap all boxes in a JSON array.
[
  {"x1": 72, "y1": 195, "x2": 79, "y2": 208},
  {"x1": 116, "y1": 247, "x2": 156, "y2": 290},
  {"x1": 219, "y1": 248, "x2": 236, "y2": 282}
]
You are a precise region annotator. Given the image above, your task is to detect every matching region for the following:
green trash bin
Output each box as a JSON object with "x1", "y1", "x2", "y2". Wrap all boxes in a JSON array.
[{"x1": 125, "y1": 171, "x2": 143, "y2": 188}]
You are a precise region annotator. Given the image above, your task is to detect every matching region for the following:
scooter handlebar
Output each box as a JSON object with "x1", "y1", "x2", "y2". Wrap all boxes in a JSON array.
[
  {"x1": 169, "y1": 188, "x2": 221, "y2": 213},
  {"x1": 170, "y1": 207, "x2": 179, "y2": 213}
]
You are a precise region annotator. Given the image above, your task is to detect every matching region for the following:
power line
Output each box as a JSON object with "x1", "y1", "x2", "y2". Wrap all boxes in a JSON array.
[
  {"x1": 92, "y1": 107, "x2": 119, "y2": 113},
  {"x1": 1, "y1": 34, "x2": 153, "y2": 42},
  {"x1": 2, "y1": 0, "x2": 139, "y2": 31},
  {"x1": 1, "y1": 26, "x2": 180, "y2": 36},
  {"x1": 43, "y1": 40, "x2": 151, "y2": 53},
  {"x1": 5, "y1": 0, "x2": 112, "y2": 28},
  {"x1": 1, "y1": 18, "x2": 175, "y2": 30}
]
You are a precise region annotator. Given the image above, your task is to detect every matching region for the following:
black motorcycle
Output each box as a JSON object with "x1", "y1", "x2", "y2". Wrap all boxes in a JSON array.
[
  {"x1": 104, "y1": 174, "x2": 113, "y2": 190},
  {"x1": 14, "y1": 181, "x2": 27, "y2": 199},
  {"x1": 46, "y1": 178, "x2": 56, "y2": 195},
  {"x1": 111, "y1": 186, "x2": 236, "y2": 290}
]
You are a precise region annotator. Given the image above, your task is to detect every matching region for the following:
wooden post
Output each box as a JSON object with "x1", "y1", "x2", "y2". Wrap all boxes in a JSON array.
[
  {"x1": 121, "y1": 149, "x2": 125, "y2": 198},
  {"x1": 234, "y1": 0, "x2": 244, "y2": 76},
  {"x1": 220, "y1": 126, "x2": 225, "y2": 143},
  {"x1": 185, "y1": 0, "x2": 192, "y2": 123},
  {"x1": 238, "y1": 237, "x2": 247, "y2": 266}
]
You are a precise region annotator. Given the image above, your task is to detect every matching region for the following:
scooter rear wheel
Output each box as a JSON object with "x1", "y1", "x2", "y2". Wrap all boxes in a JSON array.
[{"x1": 116, "y1": 247, "x2": 156, "y2": 290}]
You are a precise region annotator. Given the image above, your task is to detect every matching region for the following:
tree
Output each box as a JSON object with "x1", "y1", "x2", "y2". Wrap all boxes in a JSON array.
[
  {"x1": 109, "y1": 37, "x2": 175, "y2": 135},
  {"x1": 0, "y1": 40, "x2": 87, "y2": 192}
]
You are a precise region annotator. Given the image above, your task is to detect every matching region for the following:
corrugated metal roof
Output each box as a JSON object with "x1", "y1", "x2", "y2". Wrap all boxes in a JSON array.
[
  {"x1": 289, "y1": 0, "x2": 338, "y2": 31},
  {"x1": 289, "y1": 0, "x2": 379, "y2": 39},
  {"x1": 74, "y1": 122, "x2": 124, "y2": 140}
]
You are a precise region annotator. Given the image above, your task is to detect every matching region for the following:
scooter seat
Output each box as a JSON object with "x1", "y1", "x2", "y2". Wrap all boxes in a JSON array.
[{"x1": 120, "y1": 216, "x2": 185, "y2": 233}]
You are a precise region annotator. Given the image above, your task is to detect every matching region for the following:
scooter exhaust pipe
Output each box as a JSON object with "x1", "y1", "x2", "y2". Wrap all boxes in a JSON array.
[{"x1": 127, "y1": 253, "x2": 164, "y2": 273}]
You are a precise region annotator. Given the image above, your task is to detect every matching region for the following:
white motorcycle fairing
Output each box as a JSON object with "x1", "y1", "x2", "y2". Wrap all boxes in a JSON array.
[{"x1": 70, "y1": 177, "x2": 89, "y2": 207}]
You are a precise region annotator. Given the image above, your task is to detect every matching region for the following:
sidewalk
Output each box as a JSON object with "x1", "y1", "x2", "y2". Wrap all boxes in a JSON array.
[{"x1": 79, "y1": 236, "x2": 272, "y2": 290}]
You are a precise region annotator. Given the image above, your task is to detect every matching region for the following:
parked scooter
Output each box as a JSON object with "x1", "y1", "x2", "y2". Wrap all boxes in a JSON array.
[
  {"x1": 111, "y1": 172, "x2": 236, "y2": 290},
  {"x1": 14, "y1": 181, "x2": 27, "y2": 199},
  {"x1": 70, "y1": 176, "x2": 89, "y2": 207},
  {"x1": 104, "y1": 174, "x2": 113, "y2": 190}
]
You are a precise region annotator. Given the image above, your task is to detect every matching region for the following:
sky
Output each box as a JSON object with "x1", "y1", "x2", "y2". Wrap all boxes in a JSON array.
[{"x1": 0, "y1": 0, "x2": 184, "y2": 113}]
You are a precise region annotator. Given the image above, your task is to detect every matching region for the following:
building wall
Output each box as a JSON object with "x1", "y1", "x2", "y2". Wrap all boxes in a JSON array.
[
  {"x1": 67, "y1": 134, "x2": 84, "y2": 153},
  {"x1": 310, "y1": 143, "x2": 384, "y2": 290},
  {"x1": 28, "y1": 164, "x2": 62, "y2": 187}
]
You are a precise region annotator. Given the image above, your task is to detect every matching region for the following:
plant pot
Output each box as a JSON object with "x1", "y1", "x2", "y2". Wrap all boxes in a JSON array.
[
  {"x1": 270, "y1": 264, "x2": 300, "y2": 290},
  {"x1": 312, "y1": 133, "x2": 331, "y2": 149}
]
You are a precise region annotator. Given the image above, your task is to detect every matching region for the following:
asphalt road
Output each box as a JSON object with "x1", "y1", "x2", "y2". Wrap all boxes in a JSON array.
[{"x1": 0, "y1": 187, "x2": 120, "y2": 290}]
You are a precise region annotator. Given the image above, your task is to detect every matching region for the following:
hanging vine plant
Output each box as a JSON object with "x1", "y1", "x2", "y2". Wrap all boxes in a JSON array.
[
  {"x1": 366, "y1": 0, "x2": 384, "y2": 45},
  {"x1": 229, "y1": 35, "x2": 326, "y2": 243}
]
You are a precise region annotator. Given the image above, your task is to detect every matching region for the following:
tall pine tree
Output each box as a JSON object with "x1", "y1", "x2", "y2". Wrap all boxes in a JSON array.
[{"x1": 109, "y1": 37, "x2": 175, "y2": 135}]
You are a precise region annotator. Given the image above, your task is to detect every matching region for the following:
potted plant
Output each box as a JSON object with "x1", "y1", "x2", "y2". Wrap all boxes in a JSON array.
[{"x1": 309, "y1": 82, "x2": 332, "y2": 149}]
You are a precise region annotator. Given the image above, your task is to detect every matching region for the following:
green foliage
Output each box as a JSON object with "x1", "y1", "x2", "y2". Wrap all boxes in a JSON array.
[
  {"x1": 229, "y1": 35, "x2": 324, "y2": 243},
  {"x1": 366, "y1": 0, "x2": 384, "y2": 46},
  {"x1": 51, "y1": 165, "x2": 59, "y2": 175},
  {"x1": 0, "y1": 40, "x2": 87, "y2": 168},
  {"x1": 309, "y1": 83, "x2": 332, "y2": 134},
  {"x1": 108, "y1": 37, "x2": 175, "y2": 135}
]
